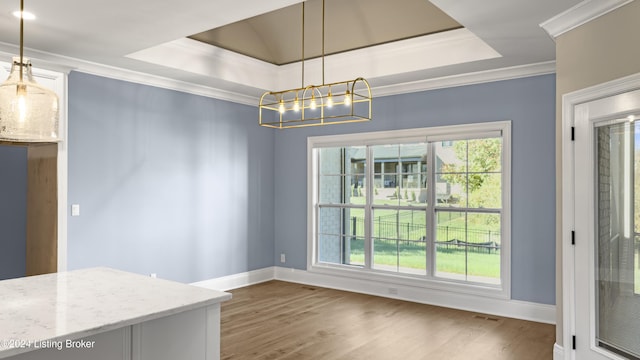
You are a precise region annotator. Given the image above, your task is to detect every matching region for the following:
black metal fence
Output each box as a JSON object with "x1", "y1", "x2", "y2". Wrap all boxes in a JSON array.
[{"x1": 350, "y1": 216, "x2": 500, "y2": 253}]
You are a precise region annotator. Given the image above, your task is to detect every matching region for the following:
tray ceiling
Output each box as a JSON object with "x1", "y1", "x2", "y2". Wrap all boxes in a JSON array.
[
  {"x1": 189, "y1": 0, "x2": 462, "y2": 65},
  {"x1": 0, "y1": 0, "x2": 585, "y2": 103}
]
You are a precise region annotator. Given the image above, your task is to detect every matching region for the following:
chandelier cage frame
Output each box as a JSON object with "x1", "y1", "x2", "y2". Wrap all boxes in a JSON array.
[{"x1": 259, "y1": 77, "x2": 372, "y2": 129}]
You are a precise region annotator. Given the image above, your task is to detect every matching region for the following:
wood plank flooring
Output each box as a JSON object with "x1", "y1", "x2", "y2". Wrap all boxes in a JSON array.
[{"x1": 220, "y1": 281, "x2": 555, "y2": 360}]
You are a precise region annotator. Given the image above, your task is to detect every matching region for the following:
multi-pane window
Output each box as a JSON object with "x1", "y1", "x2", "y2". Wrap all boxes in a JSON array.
[
  {"x1": 434, "y1": 138, "x2": 502, "y2": 284},
  {"x1": 310, "y1": 122, "x2": 510, "y2": 292}
]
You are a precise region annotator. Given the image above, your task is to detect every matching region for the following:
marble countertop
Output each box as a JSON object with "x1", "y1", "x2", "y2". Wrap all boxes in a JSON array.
[{"x1": 0, "y1": 267, "x2": 231, "y2": 358}]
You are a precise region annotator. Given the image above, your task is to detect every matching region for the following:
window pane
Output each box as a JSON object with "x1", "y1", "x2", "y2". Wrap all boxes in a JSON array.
[
  {"x1": 373, "y1": 145, "x2": 399, "y2": 207},
  {"x1": 318, "y1": 207, "x2": 364, "y2": 266},
  {"x1": 435, "y1": 211, "x2": 501, "y2": 284},
  {"x1": 436, "y1": 140, "x2": 466, "y2": 173},
  {"x1": 348, "y1": 237, "x2": 365, "y2": 266},
  {"x1": 318, "y1": 233, "x2": 341, "y2": 264},
  {"x1": 468, "y1": 173, "x2": 501, "y2": 209},
  {"x1": 436, "y1": 138, "x2": 502, "y2": 210},
  {"x1": 466, "y1": 213, "x2": 500, "y2": 284},
  {"x1": 468, "y1": 138, "x2": 502, "y2": 173},
  {"x1": 373, "y1": 237, "x2": 398, "y2": 272},
  {"x1": 436, "y1": 140, "x2": 467, "y2": 207},
  {"x1": 373, "y1": 143, "x2": 427, "y2": 207},
  {"x1": 436, "y1": 173, "x2": 467, "y2": 207},
  {"x1": 318, "y1": 146, "x2": 366, "y2": 205},
  {"x1": 400, "y1": 143, "x2": 428, "y2": 207},
  {"x1": 320, "y1": 175, "x2": 366, "y2": 204},
  {"x1": 372, "y1": 209, "x2": 427, "y2": 275}
]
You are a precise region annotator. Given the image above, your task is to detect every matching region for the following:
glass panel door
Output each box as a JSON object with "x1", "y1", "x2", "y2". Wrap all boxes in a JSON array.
[
  {"x1": 574, "y1": 87, "x2": 640, "y2": 359},
  {"x1": 594, "y1": 120, "x2": 640, "y2": 359}
]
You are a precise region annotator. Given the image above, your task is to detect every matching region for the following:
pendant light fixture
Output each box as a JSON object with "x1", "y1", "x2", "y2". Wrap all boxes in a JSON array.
[
  {"x1": 259, "y1": 0, "x2": 372, "y2": 129},
  {"x1": 0, "y1": 0, "x2": 60, "y2": 142}
]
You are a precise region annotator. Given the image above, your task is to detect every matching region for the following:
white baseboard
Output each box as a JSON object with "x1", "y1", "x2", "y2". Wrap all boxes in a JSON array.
[
  {"x1": 191, "y1": 267, "x2": 275, "y2": 291},
  {"x1": 554, "y1": 343, "x2": 565, "y2": 360},
  {"x1": 274, "y1": 267, "x2": 556, "y2": 324},
  {"x1": 191, "y1": 266, "x2": 556, "y2": 325}
]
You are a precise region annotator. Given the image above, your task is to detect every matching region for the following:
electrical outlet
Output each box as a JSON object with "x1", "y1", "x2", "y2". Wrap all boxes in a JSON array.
[
  {"x1": 280, "y1": 253, "x2": 286, "y2": 263},
  {"x1": 150, "y1": 273, "x2": 157, "y2": 278}
]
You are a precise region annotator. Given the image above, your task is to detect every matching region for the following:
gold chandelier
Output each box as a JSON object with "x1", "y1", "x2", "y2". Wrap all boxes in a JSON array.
[
  {"x1": 259, "y1": 0, "x2": 372, "y2": 129},
  {"x1": 0, "y1": 0, "x2": 60, "y2": 142}
]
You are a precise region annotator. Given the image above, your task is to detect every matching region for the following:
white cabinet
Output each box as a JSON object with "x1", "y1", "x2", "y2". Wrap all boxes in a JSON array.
[
  {"x1": 0, "y1": 268, "x2": 231, "y2": 360},
  {"x1": 9, "y1": 305, "x2": 222, "y2": 360}
]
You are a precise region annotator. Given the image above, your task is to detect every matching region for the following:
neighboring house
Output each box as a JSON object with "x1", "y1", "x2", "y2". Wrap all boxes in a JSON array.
[{"x1": 346, "y1": 142, "x2": 459, "y2": 203}]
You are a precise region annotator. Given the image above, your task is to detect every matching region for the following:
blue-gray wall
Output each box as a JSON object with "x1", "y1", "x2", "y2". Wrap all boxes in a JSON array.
[
  {"x1": 67, "y1": 72, "x2": 275, "y2": 283},
  {"x1": 0, "y1": 145, "x2": 27, "y2": 280},
  {"x1": 273, "y1": 74, "x2": 556, "y2": 305},
  {"x1": 67, "y1": 72, "x2": 555, "y2": 304}
]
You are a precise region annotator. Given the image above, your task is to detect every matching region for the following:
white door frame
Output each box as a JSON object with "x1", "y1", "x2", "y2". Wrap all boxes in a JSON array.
[
  {"x1": 562, "y1": 72, "x2": 640, "y2": 359},
  {"x1": 0, "y1": 59, "x2": 69, "y2": 273}
]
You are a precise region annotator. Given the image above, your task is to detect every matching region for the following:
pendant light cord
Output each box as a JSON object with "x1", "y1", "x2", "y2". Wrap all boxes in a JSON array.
[
  {"x1": 300, "y1": 0, "x2": 326, "y2": 87},
  {"x1": 19, "y1": 0, "x2": 24, "y2": 83},
  {"x1": 301, "y1": 2, "x2": 305, "y2": 88},
  {"x1": 322, "y1": 0, "x2": 325, "y2": 86}
]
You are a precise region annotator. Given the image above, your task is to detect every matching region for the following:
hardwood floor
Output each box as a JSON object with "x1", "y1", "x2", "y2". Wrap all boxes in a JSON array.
[{"x1": 220, "y1": 281, "x2": 555, "y2": 360}]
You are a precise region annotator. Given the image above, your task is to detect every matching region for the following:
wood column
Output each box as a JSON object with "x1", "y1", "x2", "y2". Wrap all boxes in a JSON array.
[{"x1": 26, "y1": 143, "x2": 58, "y2": 276}]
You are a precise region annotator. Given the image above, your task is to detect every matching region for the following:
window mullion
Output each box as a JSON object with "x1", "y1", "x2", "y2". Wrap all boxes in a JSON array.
[
  {"x1": 364, "y1": 145, "x2": 373, "y2": 269},
  {"x1": 426, "y1": 141, "x2": 436, "y2": 277}
]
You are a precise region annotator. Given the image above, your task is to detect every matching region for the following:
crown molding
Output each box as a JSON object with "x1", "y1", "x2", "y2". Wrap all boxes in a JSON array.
[
  {"x1": 0, "y1": 42, "x2": 555, "y2": 107},
  {"x1": 372, "y1": 61, "x2": 556, "y2": 98},
  {"x1": 0, "y1": 42, "x2": 259, "y2": 106},
  {"x1": 127, "y1": 38, "x2": 279, "y2": 92},
  {"x1": 540, "y1": 0, "x2": 634, "y2": 39},
  {"x1": 275, "y1": 28, "x2": 500, "y2": 90},
  {"x1": 127, "y1": 28, "x2": 500, "y2": 94}
]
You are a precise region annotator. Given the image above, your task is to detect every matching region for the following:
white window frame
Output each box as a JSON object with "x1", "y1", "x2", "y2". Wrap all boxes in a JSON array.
[{"x1": 307, "y1": 121, "x2": 511, "y2": 299}]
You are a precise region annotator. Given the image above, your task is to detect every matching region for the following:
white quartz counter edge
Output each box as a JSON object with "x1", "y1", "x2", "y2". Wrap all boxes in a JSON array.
[{"x1": 0, "y1": 268, "x2": 232, "y2": 358}]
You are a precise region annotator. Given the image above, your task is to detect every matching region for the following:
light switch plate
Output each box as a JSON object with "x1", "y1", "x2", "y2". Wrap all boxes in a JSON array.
[{"x1": 71, "y1": 204, "x2": 80, "y2": 216}]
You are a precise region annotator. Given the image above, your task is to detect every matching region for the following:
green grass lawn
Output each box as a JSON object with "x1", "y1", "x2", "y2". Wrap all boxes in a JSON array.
[
  {"x1": 344, "y1": 195, "x2": 500, "y2": 280},
  {"x1": 348, "y1": 238, "x2": 500, "y2": 278}
]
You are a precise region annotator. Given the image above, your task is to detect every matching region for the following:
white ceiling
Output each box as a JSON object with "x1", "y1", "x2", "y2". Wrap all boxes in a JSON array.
[{"x1": 0, "y1": 0, "x2": 582, "y2": 104}]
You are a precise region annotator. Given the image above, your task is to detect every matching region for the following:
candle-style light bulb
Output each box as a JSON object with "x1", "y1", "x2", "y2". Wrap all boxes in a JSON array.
[
  {"x1": 326, "y1": 89, "x2": 333, "y2": 108},
  {"x1": 293, "y1": 94, "x2": 300, "y2": 112},
  {"x1": 310, "y1": 94, "x2": 317, "y2": 110},
  {"x1": 344, "y1": 89, "x2": 352, "y2": 106}
]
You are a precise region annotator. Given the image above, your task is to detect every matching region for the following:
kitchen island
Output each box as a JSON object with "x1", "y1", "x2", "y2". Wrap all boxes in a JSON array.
[{"x1": 0, "y1": 267, "x2": 231, "y2": 360}]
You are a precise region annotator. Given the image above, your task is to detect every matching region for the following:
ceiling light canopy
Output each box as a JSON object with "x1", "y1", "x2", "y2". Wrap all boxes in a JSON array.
[
  {"x1": 0, "y1": 0, "x2": 59, "y2": 142},
  {"x1": 259, "y1": 0, "x2": 372, "y2": 129},
  {"x1": 12, "y1": 10, "x2": 35, "y2": 20}
]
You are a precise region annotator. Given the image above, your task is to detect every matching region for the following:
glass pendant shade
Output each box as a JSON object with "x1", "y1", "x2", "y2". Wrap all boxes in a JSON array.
[{"x1": 0, "y1": 57, "x2": 59, "y2": 142}]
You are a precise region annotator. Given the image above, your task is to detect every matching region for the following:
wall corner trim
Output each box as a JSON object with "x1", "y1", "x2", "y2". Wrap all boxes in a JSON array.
[
  {"x1": 192, "y1": 266, "x2": 556, "y2": 325},
  {"x1": 540, "y1": 0, "x2": 633, "y2": 39}
]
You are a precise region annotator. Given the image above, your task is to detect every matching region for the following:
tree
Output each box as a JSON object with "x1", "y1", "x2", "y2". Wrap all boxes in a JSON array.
[{"x1": 440, "y1": 138, "x2": 502, "y2": 209}]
